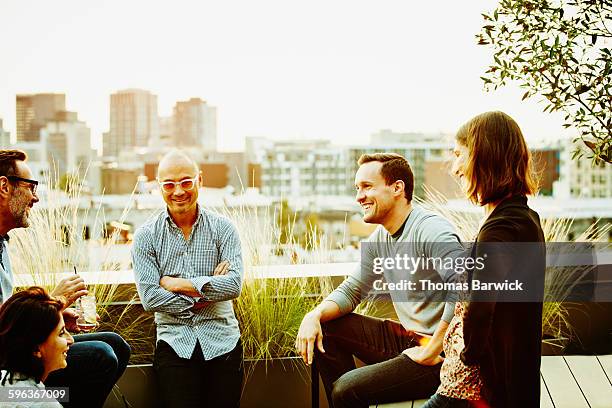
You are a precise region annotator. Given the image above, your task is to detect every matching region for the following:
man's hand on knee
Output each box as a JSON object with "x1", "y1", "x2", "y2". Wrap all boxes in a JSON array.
[{"x1": 295, "y1": 311, "x2": 325, "y2": 366}]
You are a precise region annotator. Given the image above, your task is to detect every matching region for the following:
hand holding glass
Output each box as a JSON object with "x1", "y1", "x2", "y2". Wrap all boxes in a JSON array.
[{"x1": 76, "y1": 295, "x2": 97, "y2": 332}]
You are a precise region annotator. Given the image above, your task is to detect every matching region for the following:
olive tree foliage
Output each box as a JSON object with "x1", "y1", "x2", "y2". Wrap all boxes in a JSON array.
[{"x1": 477, "y1": 0, "x2": 612, "y2": 164}]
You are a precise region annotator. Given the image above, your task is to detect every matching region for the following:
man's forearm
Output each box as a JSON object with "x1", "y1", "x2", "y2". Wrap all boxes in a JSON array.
[
  {"x1": 163, "y1": 277, "x2": 201, "y2": 298},
  {"x1": 138, "y1": 286, "x2": 195, "y2": 319},
  {"x1": 309, "y1": 300, "x2": 344, "y2": 323}
]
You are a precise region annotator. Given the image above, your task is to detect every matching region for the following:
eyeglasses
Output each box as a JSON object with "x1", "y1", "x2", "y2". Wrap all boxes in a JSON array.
[
  {"x1": 6, "y1": 176, "x2": 38, "y2": 194},
  {"x1": 157, "y1": 177, "x2": 198, "y2": 193}
]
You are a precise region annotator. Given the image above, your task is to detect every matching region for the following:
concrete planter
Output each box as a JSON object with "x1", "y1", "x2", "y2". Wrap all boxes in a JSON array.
[
  {"x1": 241, "y1": 357, "x2": 328, "y2": 408},
  {"x1": 104, "y1": 357, "x2": 328, "y2": 408}
]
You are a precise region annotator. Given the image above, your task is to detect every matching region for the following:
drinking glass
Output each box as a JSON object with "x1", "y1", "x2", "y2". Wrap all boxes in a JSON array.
[{"x1": 76, "y1": 295, "x2": 97, "y2": 332}]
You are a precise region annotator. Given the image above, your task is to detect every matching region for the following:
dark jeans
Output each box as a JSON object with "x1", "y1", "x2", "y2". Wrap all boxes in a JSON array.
[
  {"x1": 316, "y1": 313, "x2": 442, "y2": 408},
  {"x1": 422, "y1": 394, "x2": 482, "y2": 408},
  {"x1": 154, "y1": 339, "x2": 243, "y2": 408},
  {"x1": 45, "y1": 331, "x2": 131, "y2": 408}
]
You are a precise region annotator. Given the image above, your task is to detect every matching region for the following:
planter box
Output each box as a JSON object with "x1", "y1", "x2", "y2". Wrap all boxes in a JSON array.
[
  {"x1": 104, "y1": 364, "x2": 161, "y2": 408},
  {"x1": 242, "y1": 357, "x2": 328, "y2": 408},
  {"x1": 104, "y1": 357, "x2": 329, "y2": 408}
]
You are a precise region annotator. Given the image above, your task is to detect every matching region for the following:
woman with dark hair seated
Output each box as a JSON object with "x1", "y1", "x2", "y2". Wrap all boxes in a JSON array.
[
  {"x1": 0, "y1": 287, "x2": 74, "y2": 407},
  {"x1": 423, "y1": 111, "x2": 545, "y2": 408}
]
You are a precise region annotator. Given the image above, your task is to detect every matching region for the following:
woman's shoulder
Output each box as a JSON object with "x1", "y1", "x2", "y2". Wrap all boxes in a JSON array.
[
  {"x1": 479, "y1": 198, "x2": 543, "y2": 243},
  {"x1": 0, "y1": 372, "x2": 62, "y2": 407},
  {"x1": 0, "y1": 371, "x2": 34, "y2": 387}
]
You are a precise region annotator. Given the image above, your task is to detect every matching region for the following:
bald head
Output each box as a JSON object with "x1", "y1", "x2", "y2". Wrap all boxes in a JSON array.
[{"x1": 157, "y1": 150, "x2": 199, "y2": 180}]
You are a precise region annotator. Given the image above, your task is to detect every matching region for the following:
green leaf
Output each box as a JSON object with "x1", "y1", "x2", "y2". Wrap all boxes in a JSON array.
[{"x1": 479, "y1": 0, "x2": 612, "y2": 163}]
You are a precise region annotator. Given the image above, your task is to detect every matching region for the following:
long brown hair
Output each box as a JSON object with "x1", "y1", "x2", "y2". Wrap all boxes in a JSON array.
[{"x1": 456, "y1": 111, "x2": 538, "y2": 205}]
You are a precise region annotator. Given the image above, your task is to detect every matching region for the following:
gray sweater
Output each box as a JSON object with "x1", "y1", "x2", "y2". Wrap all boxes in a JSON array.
[{"x1": 325, "y1": 205, "x2": 462, "y2": 335}]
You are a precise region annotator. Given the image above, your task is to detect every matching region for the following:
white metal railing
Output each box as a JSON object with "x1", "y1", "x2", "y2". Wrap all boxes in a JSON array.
[{"x1": 13, "y1": 262, "x2": 359, "y2": 287}]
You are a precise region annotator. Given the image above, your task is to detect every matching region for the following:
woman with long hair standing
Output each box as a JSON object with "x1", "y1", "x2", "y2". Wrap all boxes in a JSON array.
[{"x1": 423, "y1": 111, "x2": 545, "y2": 408}]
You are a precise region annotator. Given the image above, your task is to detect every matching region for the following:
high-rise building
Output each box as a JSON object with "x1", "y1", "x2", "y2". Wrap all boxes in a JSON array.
[
  {"x1": 255, "y1": 139, "x2": 349, "y2": 197},
  {"x1": 41, "y1": 111, "x2": 92, "y2": 179},
  {"x1": 0, "y1": 118, "x2": 10, "y2": 147},
  {"x1": 248, "y1": 134, "x2": 457, "y2": 199},
  {"x1": 16, "y1": 93, "x2": 66, "y2": 142},
  {"x1": 172, "y1": 98, "x2": 217, "y2": 150},
  {"x1": 104, "y1": 89, "x2": 159, "y2": 157}
]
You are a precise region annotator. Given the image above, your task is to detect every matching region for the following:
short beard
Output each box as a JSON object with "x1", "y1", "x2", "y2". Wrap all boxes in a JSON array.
[
  {"x1": 8, "y1": 193, "x2": 29, "y2": 228},
  {"x1": 364, "y1": 203, "x2": 392, "y2": 225}
]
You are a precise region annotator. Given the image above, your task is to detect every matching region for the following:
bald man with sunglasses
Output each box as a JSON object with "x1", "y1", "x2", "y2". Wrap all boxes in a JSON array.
[{"x1": 132, "y1": 149, "x2": 244, "y2": 408}]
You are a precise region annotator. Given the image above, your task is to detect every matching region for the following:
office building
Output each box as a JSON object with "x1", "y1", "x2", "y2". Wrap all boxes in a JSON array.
[
  {"x1": 16, "y1": 93, "x2": 66, "y2": 142},
  {"x1": 173, "y1": 98, "x2": 217, "y2": 150},
  {"x1": 41, "y1": 111, "x2": 92, "y2": 178},
  {"x1": 104, "y1": 89, "x2": 159, "y2": 157}
]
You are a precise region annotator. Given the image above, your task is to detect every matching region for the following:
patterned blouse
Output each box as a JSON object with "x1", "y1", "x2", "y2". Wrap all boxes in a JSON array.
[{"x1": 436, "y1": 302, "x2": 484, "y2": 400}]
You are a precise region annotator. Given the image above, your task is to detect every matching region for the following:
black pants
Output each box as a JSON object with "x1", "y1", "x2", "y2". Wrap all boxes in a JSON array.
[
  {"x1": 154, "y1": 339, "x2": 243, "y2": 408},
  {"x1": 316, "y1": 313, "x2": 442, "y2": 408}
]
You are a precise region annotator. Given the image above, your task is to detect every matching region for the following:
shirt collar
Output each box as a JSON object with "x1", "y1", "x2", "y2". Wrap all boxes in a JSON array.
[
  {"x1": 164, "y1": 204, "x2": 203, "y2": 230},
  {"x1": 488, "y1": 195, "x2": 528, "y2": 218}
]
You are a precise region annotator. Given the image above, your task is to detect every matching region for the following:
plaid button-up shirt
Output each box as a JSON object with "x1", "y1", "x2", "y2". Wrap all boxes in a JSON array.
[{"x1": 132, "y1": 206, "x2": 243, "y2": 359}]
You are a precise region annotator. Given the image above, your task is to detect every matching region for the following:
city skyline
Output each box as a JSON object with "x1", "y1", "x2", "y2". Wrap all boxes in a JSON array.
[{"x1": 1, "y1": 1, "x2": 573, "y2": 151}]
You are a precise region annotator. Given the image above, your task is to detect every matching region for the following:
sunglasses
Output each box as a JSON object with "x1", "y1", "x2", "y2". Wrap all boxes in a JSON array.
[
  {"x1": 157, "y1": 177, "x2": 198, "y2": 193},
  {"x1": 6, "y1": 175, "x2": 39, "y2": 194}
]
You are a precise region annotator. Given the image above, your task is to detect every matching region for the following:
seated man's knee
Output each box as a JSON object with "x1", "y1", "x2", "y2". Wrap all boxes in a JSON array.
[
  {"x1": 320, "y1": 316, "x2": 346, "y2": 340},
  {"x1": 111, "y1": 333, "x2": 131, "y2": 363},
  {"x1": 97, "y1": 332, "x2": 131, "y2": 359},
  {"x1": 87, "y1": 341, "x2": 119, "y2": 375},
  {"x1": 331, "y1": 372, "x2": 361, "y2": 406}
]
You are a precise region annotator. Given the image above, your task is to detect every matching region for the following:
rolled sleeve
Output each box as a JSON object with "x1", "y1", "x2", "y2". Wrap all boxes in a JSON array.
[
  {"x1": 190, "y1": 276, "x2": 212, "y2": 297},
  {"x1": 198, "y1": 220, "x2": 243, "y2": 302},
  {"x1": 324, "y1": 290, "x2": 354, "y2": 314}
]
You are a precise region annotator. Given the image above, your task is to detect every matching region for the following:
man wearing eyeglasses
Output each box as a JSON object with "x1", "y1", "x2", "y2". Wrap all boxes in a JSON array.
[
  {"x1": 0, "y1": 149, "x2": 131, "y2": 408},
  {"x1": 132, "y1": 149, "x2": 244, "y2": 408}
]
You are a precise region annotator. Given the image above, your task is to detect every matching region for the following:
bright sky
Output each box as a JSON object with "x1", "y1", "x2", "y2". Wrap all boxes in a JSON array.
[{"x1": 0, "y1": 0, "x2": 571, "y2": 151}]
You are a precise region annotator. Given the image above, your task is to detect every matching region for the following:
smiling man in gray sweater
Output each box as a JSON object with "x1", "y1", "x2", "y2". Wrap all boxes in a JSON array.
[{"x1": 295, "y1": 153, "x2": 463, "y2": 408}]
